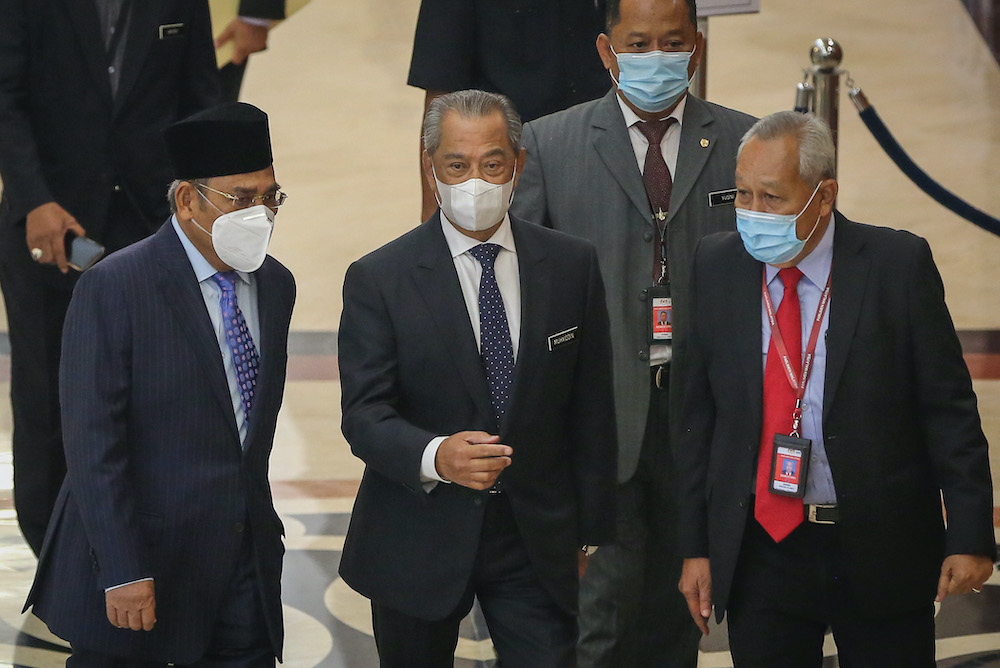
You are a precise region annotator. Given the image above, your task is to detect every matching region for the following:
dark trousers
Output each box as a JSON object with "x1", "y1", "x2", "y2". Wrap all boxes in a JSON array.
[
  {"x1": 1, "y1": 191, "x2": 157, "y2": 555},
  {"x1": 371, "y1": 493, "x2": 577, "y2": 667},
  {"x1": 67, "y1": 533, "x2": 274, "y2": 668},
  {"x1": 577, "y1": 365, "x2": 701, "y2": 668},
  {"x1": 0, "y1": 258, "x2": 71, "y2": 555},
  {"x1": 218, "y1": 63, "x2": 246, "y2": 103},
  {"x1": 727, "y1": 517, "x2": 936, "y2": 667}
]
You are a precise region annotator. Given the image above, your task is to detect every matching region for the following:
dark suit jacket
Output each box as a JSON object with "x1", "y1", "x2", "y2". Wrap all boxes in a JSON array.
[
  {"x1": 512, "y1": 90, "x2": 756, "y2": 483},
  {"x1": 0, "y1": 0, "x2": 219, "y2": 276},
  {"x1": 24, "y1": 222, "x2": 295, "y2": 663},
  {"x1": 338, "y1": 214, "x2": 618, "y2": 620},
  {"x1": 407, "y1": 0, "x2": 608, "y2": 123},
  {"x1": 238, "y1": 0, "x2": 285, "y2": 19},
  {"x1": 675, "y1": 213, "x2": 995, "y2": 620}
]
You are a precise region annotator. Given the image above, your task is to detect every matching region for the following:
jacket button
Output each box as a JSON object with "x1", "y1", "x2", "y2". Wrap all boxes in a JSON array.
[
  {"x1": 639, "y1": 288, "x2": 648, "y2": 302},
  {"x1": 643, "y1": 230, "x2": 654, "y2": 242},
  {"x1": 234, "y1": 522, "x2": 245, "y2": 533},
  {"x1": 473, "y1": 497, "x2": 483, "y2": 506},
  {"x1": 113, "y1": 184, "x2": 121, "y2": 192},
  {"x1": 638, "y1": 350, "x2": 649, "y2": 361}
]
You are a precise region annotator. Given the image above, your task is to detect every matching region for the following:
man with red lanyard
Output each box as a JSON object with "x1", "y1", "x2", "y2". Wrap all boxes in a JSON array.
[{"x1": 674, "y1": 110, "x2": 995, "y2": 666}]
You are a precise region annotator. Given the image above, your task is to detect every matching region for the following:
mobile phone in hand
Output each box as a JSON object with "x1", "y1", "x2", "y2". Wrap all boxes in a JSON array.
[{"x1": 66, "y1": 235, "x2": 105, "y2": 272}]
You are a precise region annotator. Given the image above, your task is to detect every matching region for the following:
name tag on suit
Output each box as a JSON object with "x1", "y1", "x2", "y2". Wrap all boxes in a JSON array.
[
  {"x1": 159, "y1": 23, "x2": 185, "y2": 39},
  {"x1": 547, "y1": 326, "x2": 579, "y2": 352},
  {"x1": 708, "y1": 188, "x2": 737, "y2": 207}
]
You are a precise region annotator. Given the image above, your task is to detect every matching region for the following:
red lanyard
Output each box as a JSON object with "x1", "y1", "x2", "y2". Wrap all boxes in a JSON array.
[{"x1": 761, "y1": 269, "x2": 832, "y2": 437}]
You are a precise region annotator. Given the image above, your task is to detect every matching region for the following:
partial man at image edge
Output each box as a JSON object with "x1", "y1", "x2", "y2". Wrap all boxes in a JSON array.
[
  {"x1": 214, "y1": 0, "x2": 295, "y2": 102},
  {"x1": 676, "y1": 110, "x2": 995, "y2": 666},
  {"x1": 0, "y1": 0, "x2": 220, "y2": 557},
  {"x1": 24, "y1": 102, "x2": 294, "y2": 668},
  {"x1": 510, "y1": 0, "x2": 755, "y2": 665},
  {"x1": 408, "y1": 0, "x2": 611, "y2": 221},
  {"x1": 338, "y1": 89, "x2": 618, "y2": 666}
]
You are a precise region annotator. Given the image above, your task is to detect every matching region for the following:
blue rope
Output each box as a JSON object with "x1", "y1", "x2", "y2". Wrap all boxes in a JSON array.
[{"x1": 856, "y1": 106, "x2": 1000, "y2": 237}]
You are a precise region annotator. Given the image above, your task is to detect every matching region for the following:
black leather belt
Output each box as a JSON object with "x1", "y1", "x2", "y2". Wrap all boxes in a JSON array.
[{"x1": 805, "y1": 504, "x2": 838, "y2": 524}]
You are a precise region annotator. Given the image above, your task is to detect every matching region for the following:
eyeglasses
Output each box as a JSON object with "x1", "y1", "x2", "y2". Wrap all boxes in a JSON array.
[{"x1": 196, "y1": 183, "x2": 288, "y2": 210}]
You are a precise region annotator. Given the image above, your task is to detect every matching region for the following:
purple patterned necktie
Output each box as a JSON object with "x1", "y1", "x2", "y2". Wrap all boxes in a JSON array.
[
  {"x1": 212, "y1": 272, "x2": 259, "y2": 425},
  {"x1": 468, "y1": 243, "x2": 514, "y2": 424}
]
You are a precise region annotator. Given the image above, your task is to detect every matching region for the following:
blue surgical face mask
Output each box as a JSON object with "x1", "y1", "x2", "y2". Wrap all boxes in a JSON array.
[
  {"x1": 735, "y1": 181, "x2": 824, "y2": 265},
  {"x1": 610, "y1": 44, "x2": 695, "y2": 113}
]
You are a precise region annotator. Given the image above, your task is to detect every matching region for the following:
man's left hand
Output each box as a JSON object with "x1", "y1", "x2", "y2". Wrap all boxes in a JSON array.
[
  {"x1": 936, "y1": 554, "x2": 994, "y2": 602},
  {"x1": 215, "y1": 18, "x2": 270, "y2": 65}
]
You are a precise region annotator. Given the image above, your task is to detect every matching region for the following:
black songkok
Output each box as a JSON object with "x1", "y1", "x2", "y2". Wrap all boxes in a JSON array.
[{"x1": 165, "y1": 102, "x2": 272, "y2": 180}]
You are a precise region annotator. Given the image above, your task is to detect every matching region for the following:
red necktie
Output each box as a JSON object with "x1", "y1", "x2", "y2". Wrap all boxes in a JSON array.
[
  {"x1": 637, "y1": 118, "x2": 675, "y2": 283},
  {"x1": 755, "y1": 267, "x2": 804, "y2": 542}
]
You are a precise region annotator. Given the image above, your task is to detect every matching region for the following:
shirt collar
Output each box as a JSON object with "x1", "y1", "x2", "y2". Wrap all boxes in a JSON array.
[
  {"x1": 170, "y1": 215, "x2": 250, "y2": 286},
  {"x1": 439, "y1": 213, "x2": 517, "y2": 259},
  {"x1": 616, "y1": 92, "x2": 687, "y2": 131},
  {"x1": 765, "y1": 213, "x2": 836, "y2": 289}
]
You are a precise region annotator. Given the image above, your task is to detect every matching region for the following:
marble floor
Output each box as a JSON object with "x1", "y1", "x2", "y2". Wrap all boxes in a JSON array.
[{"x1": 2, "y1": 0, "x2": 1000, "y2": 665}]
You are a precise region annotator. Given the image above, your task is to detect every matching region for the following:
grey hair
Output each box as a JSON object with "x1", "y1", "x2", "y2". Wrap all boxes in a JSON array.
[
  {"x1": 738, "y1": 111, "x2": 836, "y2": 185},
  {"x1": 422, "y1": 90, "x2": 522, "y2": 156},
  {"x1": 166, "y1": 178, "x2": 209, "y2": 214}
]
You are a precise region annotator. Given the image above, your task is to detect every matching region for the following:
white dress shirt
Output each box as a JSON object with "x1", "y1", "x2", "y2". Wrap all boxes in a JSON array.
[
  {"x1": 616, "y1": 93, "x2": 687, "y2": 366},
  {"x1": 419, "y1": 215, "x2": 522, "y2": 489}
]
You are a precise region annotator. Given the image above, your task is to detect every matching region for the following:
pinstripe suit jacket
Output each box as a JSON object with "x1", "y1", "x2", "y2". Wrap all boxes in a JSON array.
[{"x1": 24, "y1": 222, "x2": 295, "y2": 663}]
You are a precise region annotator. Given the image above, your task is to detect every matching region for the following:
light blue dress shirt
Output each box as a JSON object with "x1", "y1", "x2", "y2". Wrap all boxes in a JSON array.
[
  {"x1": 762, "y1": 215, "x2": 837, "y2": 504},
  {"x1": 171, "y1": 216, "x2": 260, "y2": 445}
]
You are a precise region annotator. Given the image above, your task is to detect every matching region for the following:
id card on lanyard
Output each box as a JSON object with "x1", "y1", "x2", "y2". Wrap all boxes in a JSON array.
[
  {"x1": 763, "y1": 269, "x2": 832, "y2": 498},
  {"x1": 648, "y1": 215, "x2": 671, "y2": 345}
]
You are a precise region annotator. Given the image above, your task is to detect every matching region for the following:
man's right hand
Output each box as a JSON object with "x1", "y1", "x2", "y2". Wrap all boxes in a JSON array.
[
  {"x1": 26, "y1": 202, "x2": 86, "y2": 274},
  {"x1": 105, "y1": 580, "x2": 156, "y2": 631},
  {"x1": 679, "y1": 557, "x2": 713, "y2": 636},
  {"x1": 435, "y1": 431, "x2": 512, "y2": 490}
]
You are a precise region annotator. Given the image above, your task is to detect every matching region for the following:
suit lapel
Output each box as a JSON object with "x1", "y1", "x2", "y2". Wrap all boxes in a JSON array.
[
  {"x1": 502, "y1": 220, "x2": 549, "y2": 432},
  {"x1": 154, "y1": 224, "x2": 241, "y2": 444},
  {"x1": 667, "y1": 95, "x2": 716, "y2": 225},
  {"x1": 591, "y1": 91, "x2": 653, "y2": 225},
  {"x1": 411, "y1": 217, "x2": 495, "y2": 424},
  {"x1": 733, "y1": 247, "x2": 764, "y2": 426},
  {"x1": 114, "y1": 0, "x2": 159, "y2": 114},
  {"x1": 65, "y1": 0, "x2": 114, "y2": 106},
  {"x1": 823, "y1": 215, "x2": 870, "y2": 421},
  {"x1": 243, "y1": 259, "x2": 283, "y2": 449}
]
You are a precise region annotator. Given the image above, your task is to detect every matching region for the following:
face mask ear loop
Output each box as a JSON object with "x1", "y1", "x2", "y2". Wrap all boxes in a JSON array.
[
  {"x1": 796, "y1": 181, "x2": 827, "y2": 247},
  {"x1": 430, "y1": 162, "x2": 446, "y2": 209}
]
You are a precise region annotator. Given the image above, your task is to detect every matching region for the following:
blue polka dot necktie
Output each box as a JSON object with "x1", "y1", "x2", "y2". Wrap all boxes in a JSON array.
[
  {"x1": 213, "y1": 272, "x2": 259, "y2": 425},
  {"x1": 468, "y1": 243, "x2": 514, "y2": 424}
]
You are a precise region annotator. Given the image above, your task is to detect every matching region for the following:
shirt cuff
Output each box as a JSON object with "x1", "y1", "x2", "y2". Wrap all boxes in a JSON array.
[
  {"x1": 105, "y1": 577, "x2": 153, "y2": 593},
  {"x1": 420, "y1": 436, "x2": 450, "y2": 492},
  {"x1": 238, "y1": 16, "x2": 272, "y2": 27}
]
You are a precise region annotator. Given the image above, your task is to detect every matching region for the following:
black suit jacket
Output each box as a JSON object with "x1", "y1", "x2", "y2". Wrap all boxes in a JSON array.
[
  {"x1": 0, "y1": 0, "x2": 219, "y2": 273},
  {"x1": 338, "y1": 214, "x2": 618, "y2": 620},
  {"x1": 675, "y1": 213, "x2": 995, "y2": 620},
  {"x1": 24, "y1": 222, "x2": 295, "y2": 663}
]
